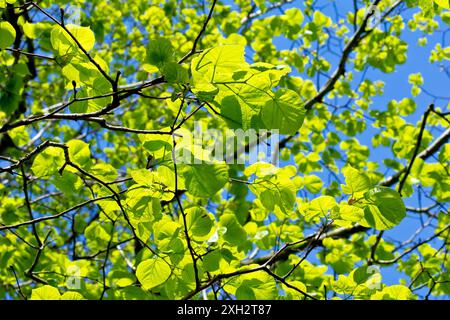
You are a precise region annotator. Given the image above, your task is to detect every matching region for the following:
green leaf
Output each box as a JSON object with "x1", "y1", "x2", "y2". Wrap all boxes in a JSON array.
[
  {"x1": 191, "y1": 45, "x2": 289, "y2": 129},
  {"x1": 90, "y1": 163, "x2": 118, "y2": 182},
  {"x1": 9, "y1": 126, "x2": 30, "y2": 147},
  {"x1": 30, "y1": 285, "x2": 61, "y2": 300},
  {"x1": 136, "y1": 257, "x2": 172, "y2": 290},
  {"x1": 360, "y1": 187, "x2": 406, "y2": 230},
  {"x1": 191, "y1": 45, "x2": 292, "y2": 130},
  {"x1": 236, "y1": 281, "x2": 256, "y2": 299},
  {"x1": 31, "y1": 147, "x2": 65, "y2": 178},
  {"x1": 0, "y1": 76, "x2": 23, "y2": 116},
  {"x1": 220, "y1": 213, "x2": 247, "y2": 245},
  {"x1": 147, "y1": 37, "x2": 174, "y2": 68},
  {"x1": 161, "y1": 62, "x2": 189, "y2": 83},
  {"x1": 85, "y1": 221, "x2": 112, "y2": 243},
  {"x1": 107, "y1": 270, "x2": 136, "y2": 288},
  {"x1": 434, "y1": 0, "x2": 450, "y2": 9},
  {"x1": 332, "y1": 275, "x2": 357, "y2": 295},
  {"x1": 439, "y1": 144, "x2": 450, "y2": 164},
  {"x1": 60, "y1": 291, "x2": 85, "y2": 300},
  {"x1": 0, "y1": 21, "x2": 16, "y2": 49},
  {"x1": 203, "y1": 250, "x2": 222, "y2": 272},
  {"x1": 304, "y1": 175, "x2": 323, "y2": 194},
  {"x1": 371, "y1": 285, "x2": 415, "y2": 300},
  {"x1": 51, "y1": 24, "x2": 95, "y2": 56},
  {"x1": 0, "y1": 0, "x2": 447, "y2": 302},
  {"x1": 338, "y1": 204, "x2": 365, "y2": 222},
  {"x1": 130, "y1": 169, "x2": 154, "y2": 186},
  {"x1": 183, "y1": 163, "x2": 229, "y2": 197},
  {"x1": 282, "y1": 280, "x2": 308, "y2": 299},
  {"x1": 226, "y1": 271, "x2": 278, "y2": 300},
  {"x1": 261, "y1": 89, "x2": 306, "y2": 135},
  {"x1": 116, "y1": 286, "x2": 153, "y2": 300},
  {"x1": 139, "y1": 133, "x2": 173, "y2": 156},
  {"x1": 341, "y1": 166, "x2": 372, "y2": 195},
  {"x1": 184, "y1": 207, "x2": 214, "y2": 238},
  {"x1": 350, "y1": 266, "x2": 382, "y2": 289},
  {"x1": 419, "y1": 0, "x2": 435, "y2": 17},
  {"x1": 22, "y1": 22, "x2": 49, "y2": 39},
  {"x1": 252, "y1": 179, "x2": 297, "y2": 214},
  {"x1": 52, "y1": 171, "x2": 83, "y2": 195},
  {"x1": 190, "y1": 44, "x2": 247, "y2": 101},
  {"x1": 191, "y1": 45, "x2": 246, "y2": 86},
  {"x1": 215, "y1": 65, "x2": 291, "y2": 130},
  {"x1": 309, "y1": 196, "x2": 337, "y2": 217},
  {"x1": 67, "y1": 140, "x2": 91, "y2": 168},
  {"x1": 248, "y1": 165, "x2": 297, "y2": 215},
  {"x1": 128, "y1": 167, "x2": 175, "y2": 202},
  {"x1": 153, "y1": 217, "x2": 181, "y2": 241}
]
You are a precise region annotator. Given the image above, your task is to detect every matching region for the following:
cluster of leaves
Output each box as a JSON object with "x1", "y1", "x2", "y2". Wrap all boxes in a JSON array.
[
  {"x1": 418, "y1": 0, "x2": 450, "y2": 17},
  {"x1": 0, "y1": 0, "x2": 449, "y2": 301}
]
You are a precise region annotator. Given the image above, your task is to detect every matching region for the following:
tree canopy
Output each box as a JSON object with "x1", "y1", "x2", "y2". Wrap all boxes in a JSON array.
[{"x1": 0, "y1": 0, "x2": 449, "y2": 300}]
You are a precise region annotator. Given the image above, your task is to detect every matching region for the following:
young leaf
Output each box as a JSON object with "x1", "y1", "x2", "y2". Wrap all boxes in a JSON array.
[
  {"x1": 31, "y1": 147, "x2": 65, "y2": 178},
  {"x1": 370, "y1": 285, "x2": 415, "y2": 300},
  {"x1": 261, "y1": 89, "x2": 306, "y2": 135},
  {"x1": 360, "y1": 187, "x2": 406, "y2": 230},
  {"x1": 0, "y1": 21, "x2": 16, "y2": 49},
  {"x1": 183, "y1": 163, "x2": 229, "y2": 197},
  {"x1": 147, "y1": 37, "x2": 174, "y2": 68},
  {"x1": 341, "y1": 166, "x2": 372, "y2": 195},
  {"x1": 434, "y1": 0, "x2": 450, "y2": 9},
  {"x1": 183, "y1": 207, "x2": 214, "y2": 238},
  {"x1": 30, "y1": 285, "x2": 61, "y2": 300},
  {"x1": 220, "y1": 213, "x2": 247, "y2": 245},
  {"x1": 136, "y1": 257, "x2": 172, "y2": 290},
  {"x1": 51, "y1": 24, "x2": 95, "y2": 55}
]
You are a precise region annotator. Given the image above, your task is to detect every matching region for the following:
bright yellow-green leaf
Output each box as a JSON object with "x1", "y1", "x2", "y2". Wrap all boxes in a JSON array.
[
  {"x1": 60, "y1": 291, "x2": 85, "y2": 300},
  {"x1": 360, "y1": 187, "x2": 406, "y2": 230},
  {"x1": 31, "y1": 147, "x2": 65, "y2": 178},
  {"x1": 371, "y1": 285, "x2": 416, "y2": 300},
  {"x1": 0, "y1": 21, "x2": 16, "y2": 49},
  {"x1": 67, "y1": 140, "x2": 91, "y2": 168},
  {"x1": 183, "y1": 163, "x2": 229, "y2": 197},
  {"x1": 341, "y1": 166, "x2": 372, "y2": 195},
  {"x1": 30, "y1": 285, "x2": 61, "y2": 300},
  {"x1": 434, "y1": 0, "x2": 450, "y2": 9},
  {"x1": 183, "y1": 206, "x2": 214, "y2": 238},
  {"x1": 51, "y1": 24, "x2": 95, "y2": 55},
  {"x1": 136, "y1": 257, "x2": 172, "y2": 290},
  {"x1": 304, "y1": 175, "x2": 323, "y2": 194},
  {"x1": 309, "y1": 196, "x2": 337, "y2": 217},
  {"x1": 261, "y1": 89, "x2": 306, "y2": 135}
]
